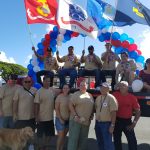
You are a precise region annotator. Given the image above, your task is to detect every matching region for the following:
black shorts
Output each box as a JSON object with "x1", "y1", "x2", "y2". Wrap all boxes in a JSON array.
[
  {"x1": 37, "y1": 120, "x2": 55, "y2": 137},
  {"x1": 14, "y1": 118, "x2": 36, "y2": 131}
]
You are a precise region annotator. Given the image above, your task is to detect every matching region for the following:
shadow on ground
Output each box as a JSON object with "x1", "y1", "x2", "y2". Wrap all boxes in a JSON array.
[{"x1": 43, "y1": 136, "x2": 150, "y2": 150}]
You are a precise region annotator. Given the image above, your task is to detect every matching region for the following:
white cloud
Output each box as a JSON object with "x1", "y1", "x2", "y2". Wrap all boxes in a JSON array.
[
  {"x1": 46, "y1": 24, "x2": 55, "y2": 33},
  {"x1": 139, "y1": 29, "x2": 150, "y2": 60},
  {"x1": 24, "y1": 54, "x2": 32, "y2": 65},
  {"x1": 0, "y1": 51, "x2": 16, "y2": 64}
]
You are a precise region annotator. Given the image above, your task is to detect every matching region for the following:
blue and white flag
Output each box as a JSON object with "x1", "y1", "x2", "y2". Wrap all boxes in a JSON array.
[
  {"x1": 96, "y1": 0, "x2": 150, "y2": 26},
  {"x1": 57, "y1": 0, "x2": 98, "y2": 38}
]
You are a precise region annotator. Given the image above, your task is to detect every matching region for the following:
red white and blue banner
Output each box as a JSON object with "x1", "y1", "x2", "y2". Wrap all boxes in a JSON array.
[{"x1": 57, "y1": 0, "x2": 98, "y2": 38}]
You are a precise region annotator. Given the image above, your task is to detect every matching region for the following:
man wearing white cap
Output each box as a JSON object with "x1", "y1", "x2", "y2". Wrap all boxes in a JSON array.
[
  {"x1": 113, "y1": 81, "x2": 141, "y2": 150},
  {"x1": 95, "y1": 82, "x2": 118, "y2": 150}
]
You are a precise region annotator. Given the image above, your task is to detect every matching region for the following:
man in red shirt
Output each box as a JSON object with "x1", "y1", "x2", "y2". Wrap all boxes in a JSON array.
[{"x1": 113, "y1": 81, "x2": 141, "y2": 150}]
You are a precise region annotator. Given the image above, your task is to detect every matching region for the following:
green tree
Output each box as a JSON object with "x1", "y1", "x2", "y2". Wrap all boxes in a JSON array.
[{"x1": 0, "y1": 61, "x2": 27, "y2": 81}]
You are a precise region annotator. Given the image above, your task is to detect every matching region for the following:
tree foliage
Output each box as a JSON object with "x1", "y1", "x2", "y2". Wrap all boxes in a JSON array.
[{"x1": 0, "y1": 61, "x2": 27, "y2": 81}]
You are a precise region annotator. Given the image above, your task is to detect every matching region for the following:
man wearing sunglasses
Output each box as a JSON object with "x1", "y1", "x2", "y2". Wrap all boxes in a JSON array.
[
  {"x1": 13, "y1": 76, "x2": 37, "y2": 131},
  {"x1": 0, "y1": 74, "x2": 19, "y2": 128}
]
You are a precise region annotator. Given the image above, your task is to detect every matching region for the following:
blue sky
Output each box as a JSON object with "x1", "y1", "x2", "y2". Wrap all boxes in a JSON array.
[{"x1": 0, "y1": 0, "x2": 150, "y2": 67}]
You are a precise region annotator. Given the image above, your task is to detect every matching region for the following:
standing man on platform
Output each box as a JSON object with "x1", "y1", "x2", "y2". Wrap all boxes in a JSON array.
[{"x1": 101, "y1": 42, "x2": 120, "y2": 91}]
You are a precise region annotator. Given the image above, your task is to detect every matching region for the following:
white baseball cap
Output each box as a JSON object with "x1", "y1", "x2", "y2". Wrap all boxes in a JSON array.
[{"x1": 101, "y1": 82, "x2": 110, "y2": 88}]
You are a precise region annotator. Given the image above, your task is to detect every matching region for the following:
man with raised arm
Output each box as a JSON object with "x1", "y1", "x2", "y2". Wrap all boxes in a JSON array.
[
  {"x1": 56, "y1": 46, "x2": 79, "y2": 89},
  {"x1": 32, "y1": 46, "x2": 59, "y2": 87}
]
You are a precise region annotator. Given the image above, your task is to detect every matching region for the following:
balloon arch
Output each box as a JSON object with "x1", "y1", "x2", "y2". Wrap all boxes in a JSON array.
[{"x1": 27, "y1": 26, "x2": 145, "y2": 89}]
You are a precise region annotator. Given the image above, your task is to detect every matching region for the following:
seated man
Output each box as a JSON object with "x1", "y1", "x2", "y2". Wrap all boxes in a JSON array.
[
  {"x1": 101, "y1": 42, "x2": 121, "y2": 91},
  {"x1": 116, "y1": 52, "x2": 137, "y2": 85},
  {"x1": 56, "y1": 46, "x2": 79, "y2": 89},
  {"x1": 79, "y1": 45, "x2": 103, "y2": 88},
  {"x1": 32, "y1": 46, "x2": 59, "y2": 87}
]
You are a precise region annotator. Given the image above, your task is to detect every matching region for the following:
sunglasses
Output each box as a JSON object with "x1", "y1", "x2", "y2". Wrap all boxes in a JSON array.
[{"x1": 24, "y1": 81, "x2": 31, "y2": 83}]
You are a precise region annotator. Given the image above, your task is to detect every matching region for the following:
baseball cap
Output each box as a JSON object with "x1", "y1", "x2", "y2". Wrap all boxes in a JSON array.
[
  {"x1": 101, "y1": 82, "x2": 110, "y2": 88},
  {"x1": 105, "y1": 42, "x2": 112, "y2": 46},
  {"x1": 47, "y1": 47, "x2": 52, "y2": 52},
  {"x1": 120, "y1": 81, "x2": 128, "y2": 86}
]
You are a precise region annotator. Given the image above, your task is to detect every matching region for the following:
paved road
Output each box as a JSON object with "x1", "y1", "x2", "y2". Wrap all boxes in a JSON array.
[
  {"x1": 88, "y1": 116, "x2": 150, "y2": 150},
  {"x1": 29, "y1": 117, "x2": 150, "y2": 150}
]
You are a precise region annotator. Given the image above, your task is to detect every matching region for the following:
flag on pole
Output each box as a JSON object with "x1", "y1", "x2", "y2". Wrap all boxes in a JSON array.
[
  {"x1": 24, "y1": 0, "x2": 58, "y2": 24},
  {"x1": 96, "y1": 0, "x2": 150, "y2": 26},
  {"x1": 57, "y1": 0, "x2": 98, "y2": 38}
]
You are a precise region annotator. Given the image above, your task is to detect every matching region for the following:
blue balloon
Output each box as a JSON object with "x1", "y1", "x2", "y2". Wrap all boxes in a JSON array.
[
  {"x1": 37, "y1": 49, "x2": 44, "y2": 55},
  {"x1": 136, "y1": 56, "x2": 145, "y2": 63},
  {"x1": 112, "y1": 32, "x2": 120, "y2": 40},
  {"x1": 50, "y1": 39, "x2": 57, "y2": 47},
  {"x1": 114, "y1": 47, "x2": 123, "y2": 54},
  {"x1": 31, "y1": 73, "x2": 37, "y2": 83},
  {"x1": 136, "y1": 70, "x2": 140, "y2": 76},
  {"x1": 28, "y1": 69, "x2": 34, "y2": 77},
  {"x1": 103, "y1": 32, "x2": 111, "y2": 40},
  {"x1": 120, "y1": 33, "x2": 128, "y2": 41},
  {"x1": 37, "y1": 58, "x2": 43, "y2": 64},
  {"x1": 128, "y1": 51, "x2": 138, "y2": 59},
  {"x1": 62, "y1": 39, "x2": 67, "y2": 43},
  {"x1": 98, "y1": 34, "x2": 105, "y2": 42},
  {"x1": 27, "y1": 64, "x2": 33, "y2": 70},
  {"x1": 37, "y1": 43, "x2": 44, "y2": 49},
  {"x1": 65, "y1": 30, "x2": 73, "y2": 35},
  {"x1": 53, "y1": 26, "x2": 59, "y2": 33},
  {"x1": 39, "y1": 62, "x2": 44, "y2": 70},
  {"x1": 64, "y1": 34, "x2": 71, "y2": 41},
  {"x1": 50, "y1": 32, "x2": 58, "y2": 39},
  {"x1": 34, "y1": 82, "x2": 42, "y2": 89},
  {"x1": 51, "y1": 46, "x2": 57, "y2": 52},
  {"x1": 121, "y1": 48, "x2": 128, "y2": 53}
]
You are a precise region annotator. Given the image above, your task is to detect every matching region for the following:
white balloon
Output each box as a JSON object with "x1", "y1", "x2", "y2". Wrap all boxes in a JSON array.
[
  {"x1": 57, "y1": 41, "x2": 62, "y2": 46},
  {"x1": 31, "y1": 59, "x2": 38, "y2": 66},
  {"x1": 57, "y1": 34, "x2": 64, "y2": 41},
  {"x1": 132, "y1": 79, "x2": 143, "y2": 92},
  {"x1": 32, "y1": 54, "x2": 37, "y2": 59},
  {"x1": 33, "y1": 66, "x2": 40, "y2": 72},
  {"x1": 59, "y1": 28, "x2": 66, "y2": 34}
]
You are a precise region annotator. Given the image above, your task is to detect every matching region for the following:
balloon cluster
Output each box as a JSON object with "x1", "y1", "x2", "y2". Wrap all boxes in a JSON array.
[
  {"x1": 27, "y1": 26, "x2": 79, "y2": 89},
  {"x1": 27, "y1": 27, "x2": 145, "y2": 89},
  {"x1": 97, "y1": 31, "x2": 145, "y2": 71}
]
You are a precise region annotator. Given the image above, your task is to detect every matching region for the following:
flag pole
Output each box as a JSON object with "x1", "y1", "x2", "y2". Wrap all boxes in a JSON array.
[
  {"x1": 83, "y1": 37, "x2": 86, "y2": 50},
  {"x1": 26, "y1": 24, "x2": 35, "y2": 47}
]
